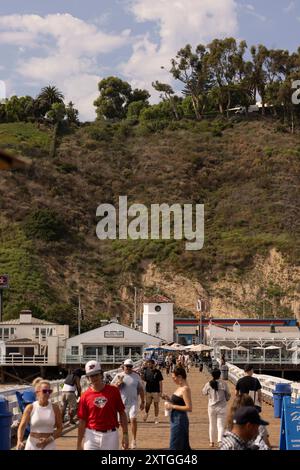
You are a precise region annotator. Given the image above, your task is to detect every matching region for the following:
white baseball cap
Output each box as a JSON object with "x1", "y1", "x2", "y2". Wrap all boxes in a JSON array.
[
  {"x1": 123, "y1": 358, "x2": 134, "y2": 366},
  {"x1": 85, "y1": 360, "x2": 102, "y2": 376}
]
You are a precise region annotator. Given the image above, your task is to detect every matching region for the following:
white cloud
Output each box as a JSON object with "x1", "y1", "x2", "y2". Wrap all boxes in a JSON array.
[
  {"x1": 0, "y1": 13, "x2": 131, "y2": 120},
  {"x1": 242, "y1": 3, "x2": 267, "y2": 22},
  {"x1": 121, "y1": 0, "x2": 238, "y2": 97},
  {"x1": 284, "y1": 2, "x2": 295, "y2": 13}
]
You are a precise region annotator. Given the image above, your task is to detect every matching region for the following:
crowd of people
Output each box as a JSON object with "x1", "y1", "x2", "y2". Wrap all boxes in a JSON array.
[{"x1": 16, "y1": 354, "x2": 272, "y2": 451}]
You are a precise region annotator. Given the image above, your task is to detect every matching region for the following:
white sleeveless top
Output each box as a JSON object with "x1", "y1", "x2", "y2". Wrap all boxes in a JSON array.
[{"x1": 30, "y1": 401, "x2": 55, "y2": 433}]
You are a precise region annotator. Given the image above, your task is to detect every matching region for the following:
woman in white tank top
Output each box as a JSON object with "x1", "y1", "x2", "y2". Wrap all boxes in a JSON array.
[{"x1": 17, "y1": 379, "x2": 62, "y2": 450}]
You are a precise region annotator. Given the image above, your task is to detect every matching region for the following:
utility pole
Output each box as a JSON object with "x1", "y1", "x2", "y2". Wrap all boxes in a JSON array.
[
  {"x1": 0, "y1": 290, "x2": 3, "y2": 322},
  {"x1": 197, "y1": 299, "x2": 203, "y2": 345},
  {"x1": 0, "y1": 274, "x2": 9, "y2": 322},
  {"x1": 134, "y1": 287, "x2": 137, "y2": 328},
  {"x1": 78, "y1": 294, "x2": 82, "y2": 335}
]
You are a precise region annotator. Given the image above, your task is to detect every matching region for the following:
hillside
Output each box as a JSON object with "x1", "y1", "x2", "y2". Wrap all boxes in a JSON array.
[{"x1": 0, "y1": 118, "x2": 299, "y2": 332}]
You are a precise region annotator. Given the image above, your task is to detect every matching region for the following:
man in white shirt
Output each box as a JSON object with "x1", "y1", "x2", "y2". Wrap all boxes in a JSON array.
[{"x1": 111, "y1": 359, "x2": 145, "y2": 449}]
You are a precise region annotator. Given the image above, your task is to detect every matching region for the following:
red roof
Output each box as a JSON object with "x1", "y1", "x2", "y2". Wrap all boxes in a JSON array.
[{"x1": 145, "y1": 295, "x2": 173, "y2": 304}]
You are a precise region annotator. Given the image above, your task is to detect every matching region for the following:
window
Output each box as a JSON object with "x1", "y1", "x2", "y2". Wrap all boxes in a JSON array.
[
  {"x1": 71, "y1": 346, "x2": 79, "y2": 355},
  {"x1": 35, "y1": 328, "x2": 39, "y2": 339},
  {"x1": 83, "y1": 346, "x2": 103, "y2": 357},
  {"x1": 47, "y1": 328, "x2": 53, "y2": 336},
  {"x1": 124, "y1": 346, "x2": 141, "y2": 356},
  {"x1": 41, "y1": 328, "x2": 46, "y2": 341},
  {"x1": 155, "y1": 322, "x2": 160, "y2": 335},
  {"x1": 3, "y1": 328, "x2": 9, "y2": 340},
  {"x1": 155, "y1": 305, "x2": 161, "y2": 312}
]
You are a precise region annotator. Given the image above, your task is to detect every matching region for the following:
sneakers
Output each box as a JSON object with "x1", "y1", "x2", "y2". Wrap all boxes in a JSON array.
[
  {"x1": 154, "y1": 419, "x2": 159, "y2": 424},
  {"x1": 131, "y1": 440, "x2": 137, "y2": 449},
  {"x1": 143, "y1": 413, "x2": 148, "y2": 422}
]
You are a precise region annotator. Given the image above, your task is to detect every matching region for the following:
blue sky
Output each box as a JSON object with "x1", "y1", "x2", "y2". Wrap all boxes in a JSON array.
[{"x1": 0, "y1": 0, "x2": 300, "y2": 120}]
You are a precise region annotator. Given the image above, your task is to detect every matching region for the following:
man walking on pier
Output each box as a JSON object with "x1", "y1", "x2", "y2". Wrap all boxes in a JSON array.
[
  {"x1": 142, "y1": 359, "x2": 163, "y2": 424},
  {"x1": 235, "y1": 364, "x2": 262, "y2": 412},
  {"x1": 77, "y1": 360, "x2": 129, "y2": 450},
  {"x1": 111, "y1": 358, "x2": 145, "y2": 449},
  {"x1": 61, "y1": 368, "x2": 83, "y2": 425}
]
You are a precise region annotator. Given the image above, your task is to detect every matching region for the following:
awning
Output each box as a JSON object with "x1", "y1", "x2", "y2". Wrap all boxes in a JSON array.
[
  {"x1": 144, "y1": 345, "x2": 162, "y2": 351},
  {"x1": 265, "y1": 345, "x2": 281, "y2": 350},
  {"x1": 232, "y1": 346, "x2": 248, "y2": 351},
  {"x1": 219, "y1": 346, "x2": 232, "y2": 350}
]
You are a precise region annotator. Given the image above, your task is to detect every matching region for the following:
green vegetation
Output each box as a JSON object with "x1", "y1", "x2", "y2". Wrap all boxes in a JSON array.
[
  {"x1": 0, "y1": 116, "x2": 299, "y2": 324},
  {"x1": 23, "y1": 209, "x2": 68, "y2": 242},
  {"x1": 0, "y1": 221, "x2": 54, "y2": 319},
  {"x1": 0, "y1": 122, "x2": 50, "y2": 157}
]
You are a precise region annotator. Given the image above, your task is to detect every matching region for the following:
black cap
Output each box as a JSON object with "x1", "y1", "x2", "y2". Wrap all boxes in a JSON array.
[
  {"x1": 233, "y1": 406, "x2": 269, "y2": 426},
  {"x1": 244, "y1": 364, "x2": 254, "y2": 372}
]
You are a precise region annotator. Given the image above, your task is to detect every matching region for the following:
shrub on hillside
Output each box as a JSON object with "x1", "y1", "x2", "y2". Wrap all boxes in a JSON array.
[
  {"x1": 24, "y1": 208, "x2": 67, "y2": 241},
  {"x1": 86, "y1": 122, "x2": 114, "y2": 141},
  {"x1": 126, "y1": 100, "x2": 148, "y2": 120}
]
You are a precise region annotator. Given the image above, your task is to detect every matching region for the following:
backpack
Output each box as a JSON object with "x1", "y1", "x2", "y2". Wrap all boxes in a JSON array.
[{"x1": 64, "y1": 373, "x2": 77, "y2": 386}]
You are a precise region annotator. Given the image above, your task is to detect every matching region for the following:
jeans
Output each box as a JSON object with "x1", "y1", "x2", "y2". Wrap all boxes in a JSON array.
[{"x1": 169, "y1": 410, "x2": 191, "y2": 450}]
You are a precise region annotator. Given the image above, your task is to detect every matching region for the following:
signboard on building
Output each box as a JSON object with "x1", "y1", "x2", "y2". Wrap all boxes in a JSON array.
[
  {"x1": 280, "y1": 396, "x2": 300, "y2": 450},
  {"x1": 104, "y1": 331, "x2": 124, "y2": 338},
  {"x1": 0, "y1": 275, "x2": 9, "y2": 288}
]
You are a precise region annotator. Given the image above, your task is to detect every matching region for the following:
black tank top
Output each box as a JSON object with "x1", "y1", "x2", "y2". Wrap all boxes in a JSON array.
[{"x1": 171, "y1": 394, "x2": 185, "y2": 406}]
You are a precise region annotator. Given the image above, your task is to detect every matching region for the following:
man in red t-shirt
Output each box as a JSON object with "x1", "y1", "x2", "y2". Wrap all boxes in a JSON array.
[{"x1": 77, "y1": 360, "x2": 129, "y2": 450}]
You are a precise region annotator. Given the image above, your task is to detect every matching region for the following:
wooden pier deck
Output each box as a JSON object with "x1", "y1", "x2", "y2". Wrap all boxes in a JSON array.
[{"x1": 56, "y1": 367, "x2": 281, "y2": 450}]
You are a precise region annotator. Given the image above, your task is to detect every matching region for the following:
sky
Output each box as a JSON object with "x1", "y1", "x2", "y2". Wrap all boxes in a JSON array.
[{"x1": 0, "y1": 0, "x2": 300, "y2": 121}]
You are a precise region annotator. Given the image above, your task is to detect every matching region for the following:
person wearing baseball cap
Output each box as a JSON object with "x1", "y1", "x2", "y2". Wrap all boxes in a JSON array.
[
  {"x1": 111, "y1": 358, "x2": 145, "y2": 449},
  {"x1": 77, "y1": 360, "x2": 129, "y2": 450},
  {"x1": 220, "y1": 406, "x2": 269, "y2": 450}
]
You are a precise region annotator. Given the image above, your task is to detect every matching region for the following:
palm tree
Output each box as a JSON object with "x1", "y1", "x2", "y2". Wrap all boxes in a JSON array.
[{"x1": 36, "y1": 86, "x2": 64, "y2": 116}]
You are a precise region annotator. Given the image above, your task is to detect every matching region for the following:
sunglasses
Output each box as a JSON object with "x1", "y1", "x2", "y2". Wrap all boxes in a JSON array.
[
  {"x1": 125, "y1": 365, "x2": 133, "y2": 368},
  {"x1": 40, "y1": 389, "x2": 52, "y2": 394}
]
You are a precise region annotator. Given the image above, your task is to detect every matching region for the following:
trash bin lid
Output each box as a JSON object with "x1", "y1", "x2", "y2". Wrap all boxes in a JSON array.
[{"x1": 275, "y1": 383, "x2": 291, "y2": 394}]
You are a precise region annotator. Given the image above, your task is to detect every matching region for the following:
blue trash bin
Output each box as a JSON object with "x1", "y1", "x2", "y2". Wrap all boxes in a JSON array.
[
  {"x1": 273, "y1": 383, "x2": 292, "y2": 418},
  {"x1": 0, "y1": 396, "x2": 13, "y2": 450}
]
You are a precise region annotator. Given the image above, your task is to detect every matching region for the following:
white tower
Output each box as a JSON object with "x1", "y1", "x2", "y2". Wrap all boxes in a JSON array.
[{"x1": 143, "y1": 295, "x2": 174, "y2": 342}]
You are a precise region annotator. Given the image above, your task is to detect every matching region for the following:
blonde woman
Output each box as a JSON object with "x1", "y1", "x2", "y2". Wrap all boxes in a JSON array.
[{"x1": 17, "y1": 378, "x2": 62, "y2": 450}]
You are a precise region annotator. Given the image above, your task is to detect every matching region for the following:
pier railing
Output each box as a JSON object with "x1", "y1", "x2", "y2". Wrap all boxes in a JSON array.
[
  {"x1": 60, "y1": 354, "x2": 143, "y2": 365},
  {"x1": 0, "y1": 359, "x2": 143, "y2": 429},
  {"x1": 0, "y1": 355, "x2": 49, "y2": 365}
]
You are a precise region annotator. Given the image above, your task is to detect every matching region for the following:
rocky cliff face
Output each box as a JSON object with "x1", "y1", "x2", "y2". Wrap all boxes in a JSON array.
[{"x1": 140, "y1": 249, "x2": 300, "y2": 320}]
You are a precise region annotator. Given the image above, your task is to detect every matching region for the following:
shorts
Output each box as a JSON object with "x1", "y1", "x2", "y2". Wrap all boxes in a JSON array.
[
  {"x1": 125, "y1": 402, "x2": 138, "y2": 419},
  {"x1": 146, "y1": 392, "x2": 160, "y2": 406},
  {"x1": 83, "y1": 428, "x2": 119, "y2": 450},
  {"x1": 62, "y1": 392, "x2": 78, "y2": 412}
]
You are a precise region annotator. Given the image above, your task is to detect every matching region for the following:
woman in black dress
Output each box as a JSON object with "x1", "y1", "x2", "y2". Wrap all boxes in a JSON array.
[{"x1": 163, "y1": 366, "x2": 192, "y2": 450}]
